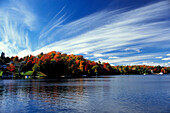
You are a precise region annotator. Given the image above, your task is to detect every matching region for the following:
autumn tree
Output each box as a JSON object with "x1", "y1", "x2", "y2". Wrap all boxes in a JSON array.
[{"x1": 7, "y1": 64, "x2": 15, "y2": 72}]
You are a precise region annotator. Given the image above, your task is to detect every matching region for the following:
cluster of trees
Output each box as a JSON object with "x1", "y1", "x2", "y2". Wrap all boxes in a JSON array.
[
  {"x1": 21, "y1": 51, "x2": 114, "y2": 77},
  {"x1": 1, "y1": 51, "x2": 170, "y2": 78},
  {"x1": 112, "y1": 65, "x2": 168, "y2": 75}
]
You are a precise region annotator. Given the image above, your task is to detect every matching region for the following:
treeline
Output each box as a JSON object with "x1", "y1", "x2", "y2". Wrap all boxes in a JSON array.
[{"x1": 1, "y1": 51, "x2": 170, "y2": 78}]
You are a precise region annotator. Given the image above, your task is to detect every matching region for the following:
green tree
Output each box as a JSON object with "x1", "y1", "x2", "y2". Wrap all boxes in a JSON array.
[
  {"x1": 92, "y1": 65, "x2": 99, "y2": 73},
  {"x1": 32, "y1": 64, "x2": 39, "y2": 77},
  {"x1": 32, "y1": 64, "x2": 39, "y2": 72}
]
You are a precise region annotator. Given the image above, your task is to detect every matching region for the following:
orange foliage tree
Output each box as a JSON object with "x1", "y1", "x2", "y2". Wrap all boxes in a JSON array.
[{"x1": 7, "y1": 64, "x2": 15, "y2": 72}]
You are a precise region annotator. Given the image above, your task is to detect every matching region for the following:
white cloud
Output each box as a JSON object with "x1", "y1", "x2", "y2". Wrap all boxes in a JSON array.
[
  {"x1": 18, "y1": 49, "x2": 32, "y2": 58},
  {"x1": 39, "y1": 6, "x2": 67, "y2": 40},
  {"x1": 142, "y1": 62, "x2": 169, "y2": 66},
  {"x1": 110, "y1": 64, "x2": 115, "y2": 66},
  {"x1": 155, "y1": 56, "x2": 163, "y2": 59},
  {"x1": 167, "y1": 54, "x2": 170, "y2": 56},
  {"x1": 162, "y1": 58, "x2": 170, "y2": 61},
  {"x1": 11, "y1": 1, "x2": 36, "y2": 30},
  {"x1": 34, "y1": 1, "x2": 170, "y2": 66},
  {"x1": 98, "y1": 54, "x2": 154, "y2": 64},
  {"x1": 0, "y1": 0, "x2": 36, "y2": 56},
  {"x1": 94, "y1": 54, "x2": 103, "y2": 57},
  {"x1": 124, "y1": 48, "x2": 141, "y2": 53},
  {"x1": 0, "y1": 0, "x2": 168, "y2": 67},
  {"x1": 98, "y1": 58, "x2": 103, "y2": 61},
  {"x1": 85, "y1": 57, "x2": 89, "y2": 59},
  {"x1": 109, "y1": 56, "x2": 119, "y2": 59}
]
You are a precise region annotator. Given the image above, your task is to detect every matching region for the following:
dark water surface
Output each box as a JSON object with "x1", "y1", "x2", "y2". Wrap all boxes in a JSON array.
[{"x1": 0, "y1": 75, "x2": 170, "y2": 113}]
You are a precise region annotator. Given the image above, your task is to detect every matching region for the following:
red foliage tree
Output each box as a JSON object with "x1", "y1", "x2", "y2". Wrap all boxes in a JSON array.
[{"x1": 7, "y1": 64, "x2": 15, "y2": 72}]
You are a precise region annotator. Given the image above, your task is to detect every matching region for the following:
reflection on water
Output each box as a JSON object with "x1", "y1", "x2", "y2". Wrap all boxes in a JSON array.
[{"x1": 0, "y1": 75, "x2": 170, "y2": 113}]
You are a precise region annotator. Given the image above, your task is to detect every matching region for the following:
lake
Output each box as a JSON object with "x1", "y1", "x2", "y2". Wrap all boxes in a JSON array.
[{"x1": 0, "y1": 75, "x2": 170, "y2": 113}]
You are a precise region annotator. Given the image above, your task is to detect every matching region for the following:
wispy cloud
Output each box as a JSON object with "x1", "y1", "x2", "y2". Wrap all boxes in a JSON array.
[
  {"x1": 162, "y1": 58, "x2": 170, "y2": 61},
  {"x1": 32, "y1": 1, "x2": 170, "y2": 65},
  {"x1": 39, "y1": 6, "x2": 67, "y2": 40},
  {"x1": 2, "y1": 0, "x2": 168, "y2": 67},
  {"x1": 142, "y1": 62, "x2": 170, "y2": 66},
  {"x1": 99, "y1": 53, "x2": 170, "y2": 66},
  {"x1": 109, "y1": 56, "x2": 119, "y2": 59},
  {"x1": 98, "y1": 54, "x2": 155, "y2": 64},
  {"x1": 124, "y1": 48, "x2": 141, "y2": 53},
  {"x1": 155, "y1": 56, "x2": 163, "y2": 59},
  {"x1": 0, "y1": 0, "x2": 36, "y2": 56},
  {"x1": 93, "y1": 54, "x2": 103, "y2": 57}
]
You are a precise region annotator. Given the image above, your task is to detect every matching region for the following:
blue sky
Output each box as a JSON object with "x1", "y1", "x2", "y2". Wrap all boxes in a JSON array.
[{"x1": 0, "y1": 0, "x2": 170, "y2": 66}]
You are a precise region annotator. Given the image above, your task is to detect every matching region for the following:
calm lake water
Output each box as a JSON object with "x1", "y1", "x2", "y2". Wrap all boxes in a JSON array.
[{"x1": 0, "y1": 75, "x2": 170, "y2": 113}]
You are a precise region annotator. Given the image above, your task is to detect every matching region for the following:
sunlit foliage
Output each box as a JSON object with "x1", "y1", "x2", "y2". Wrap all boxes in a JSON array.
[{"x1": 1, "y1": 51, "x2": 170, "y2": 77}]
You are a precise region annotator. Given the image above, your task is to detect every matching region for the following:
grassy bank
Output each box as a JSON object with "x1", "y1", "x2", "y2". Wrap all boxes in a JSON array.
[{"x1": 14, "y1": 71, "x2": 46, "y2": 78}]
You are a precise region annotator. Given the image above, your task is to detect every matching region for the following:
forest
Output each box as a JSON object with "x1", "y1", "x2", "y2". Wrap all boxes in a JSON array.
[{"x1": 0, "y1": 51, "x2": 170, "y2": 78}]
